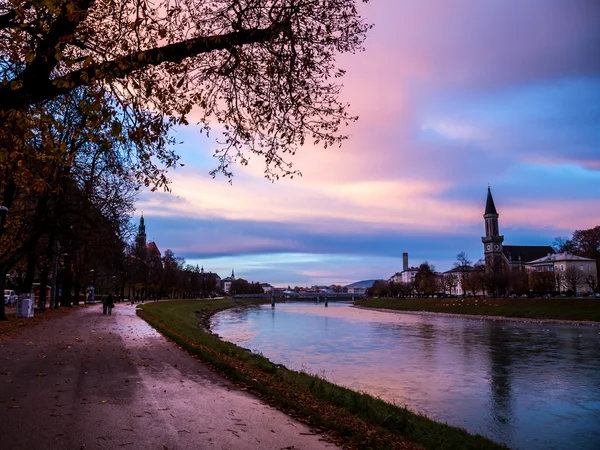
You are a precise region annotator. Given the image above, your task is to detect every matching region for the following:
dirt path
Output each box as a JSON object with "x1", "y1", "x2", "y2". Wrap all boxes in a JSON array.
[{"x1": 0, "y1": 302, "x2": 336, "y2": 449}]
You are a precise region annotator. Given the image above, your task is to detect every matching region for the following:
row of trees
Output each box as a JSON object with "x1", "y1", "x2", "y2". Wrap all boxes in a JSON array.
[{"x1": 1, "y1": 0, "x2": 369, "y2": 319}]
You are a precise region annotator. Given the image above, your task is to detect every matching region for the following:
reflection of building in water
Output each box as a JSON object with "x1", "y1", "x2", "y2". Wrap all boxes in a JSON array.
[{"x1": 486, "y1": 322, "x2": 515, "y2": 443}]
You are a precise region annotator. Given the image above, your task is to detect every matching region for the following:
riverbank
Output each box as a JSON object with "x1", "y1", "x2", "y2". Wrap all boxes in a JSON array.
[
  {"x1": 354, "y1": 296, "x2": 600, "y2": 324},
  {"x1": 137, "y1": 299, "x2": 507, "y2": 450}
]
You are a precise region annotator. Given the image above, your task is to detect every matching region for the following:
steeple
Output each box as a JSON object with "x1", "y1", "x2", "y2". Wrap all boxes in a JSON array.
[
  {"x1": 137, "y1": 213, "x2": 147, "y2": 247},
  {"x1": 481, "y1": 186, "x2": 504, "y2": 273},
  {"x1": 484, "y1": 186, "x2": 498, "y2": 216},
  {"x1": 231, "y1": 269, "x2": 235, "y2": 279}
]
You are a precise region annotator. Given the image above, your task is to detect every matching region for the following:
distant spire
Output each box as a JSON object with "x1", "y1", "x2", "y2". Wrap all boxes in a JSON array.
[
  {"x1": 201, "y1": 266, "x2": 204, "y2": 273},
  {"x1": 484, "y1": 186, "x2": 498, "y2": 216},
  {"x1": 231, "y1": 269, "x2": 235, "y2": 278}
]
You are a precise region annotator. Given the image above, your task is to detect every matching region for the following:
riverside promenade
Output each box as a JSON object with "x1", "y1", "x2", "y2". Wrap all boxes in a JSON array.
[{"x1": 0, "y1": 302, "x2": 335, "y2": 449}]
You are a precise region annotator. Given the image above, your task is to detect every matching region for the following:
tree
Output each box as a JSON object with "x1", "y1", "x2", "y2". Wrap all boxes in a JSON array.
[
  {"x1": 443, "y1": 274, "x2": 458, "y2": 296},
  {"x1": 564, "y1": 266, "x2": 584, "y2": 294},
  {"x1": 470, "y1": 261, "x2": 487, "y2": 297},
  {"x1": 552, "y1": 236, "x2": 575, "y2": 253},
  {"x1": 529, "y1": 270, "x2": 555, "y2": 294},
  {"x1": 415, "y1": 261, "x2": 438, "y2": 296},
  {"x1": 453, "y1": 251, "x2": 472, "y2": 296},
  {"x1": 584, "y1": 273, "x2": 598, "y2": 294},
  {"x1": 508, "y1": 267, "x2": 529, "y2": 296},
  {"x1": 367, "y1": 280, "x2": 389, "y2": 297},
  {"x1": 1, "y1": 0, "x2": 370, "y2": 179}
]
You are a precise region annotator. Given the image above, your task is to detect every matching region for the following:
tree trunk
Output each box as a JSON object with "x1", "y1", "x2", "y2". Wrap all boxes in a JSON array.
[
  {"x1": 73, "y1": 279, "x2": 81, "y2": 305},
  {"x1": 61, "y1": 260, "x2": 73, "y2": 307},
  {"x1": 0, "y1": 265, "x2": 7, "y2": 321},
  {"x1": 22, "y1": 252, "x2": 36, "y2": 294}
]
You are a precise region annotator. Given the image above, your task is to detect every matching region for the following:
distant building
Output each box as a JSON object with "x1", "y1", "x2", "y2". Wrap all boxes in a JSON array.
[
  {"x1": 261, "y1": 283, "x2": 274, "y2": 294},
  {"x1": 527, "y1": 253, "x2": 597, "y2": 293},
  {"x1": 221, "y1": 269, "x2": 236, "y2": 293},
  {"x1": 482, "y1": 187, "x2": 555, "y2": 272},
  {"x1": 442, "y1": 266, "x2": 473, "y2": 296},
  {"x1": 389, "y1": 252, "x2": 419, "y2": 284},
  {"x1": 346, "y1": 280, "x2": 380, "y2": 294},
  {"x1": 135, "y1": 214, "x2": 162, "y2": 259}
]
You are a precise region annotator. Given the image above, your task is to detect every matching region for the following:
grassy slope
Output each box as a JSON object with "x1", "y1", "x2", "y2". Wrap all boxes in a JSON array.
[
  {"x1": 138, "y1": 299, "x2": 507, "y2": 450},
  {"x1": 355, "y1": 297, "x2": 600, "y2": 322}
]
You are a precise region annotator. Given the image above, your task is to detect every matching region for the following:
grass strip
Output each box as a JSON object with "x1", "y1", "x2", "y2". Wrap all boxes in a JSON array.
[
  {"x1": 138, "y1": 299, "x2": 506, "y2": 450},
  {"x1": 354, "y1": 297, "x2": 600, "y2": 322}
]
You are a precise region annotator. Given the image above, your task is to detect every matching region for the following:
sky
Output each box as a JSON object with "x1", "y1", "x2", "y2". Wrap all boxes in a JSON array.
[{"x1": 136, "y1": 0, "x2": 600, "y2": 287}]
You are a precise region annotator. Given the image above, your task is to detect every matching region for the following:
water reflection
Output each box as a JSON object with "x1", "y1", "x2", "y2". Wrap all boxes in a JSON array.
[{"x1": 211, "y1": 302, "x2": 600, "y2": 449}]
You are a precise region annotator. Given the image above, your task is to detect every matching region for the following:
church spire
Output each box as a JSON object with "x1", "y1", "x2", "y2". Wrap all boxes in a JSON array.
[
  {"x1": 484, "y1": 186, "x2": 498, "y2": 216},
  {"x1": 137, "y1": 213, "x2": 147, "y2": 247}
]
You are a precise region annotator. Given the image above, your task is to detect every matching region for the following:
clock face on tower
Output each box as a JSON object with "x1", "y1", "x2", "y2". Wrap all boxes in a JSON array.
[
  {"x1": 486, "y1": 244, "x2": 491, "y2": 251},
  {"x1": 494, "y1": 244, "x2": 500, "y2": 250}
]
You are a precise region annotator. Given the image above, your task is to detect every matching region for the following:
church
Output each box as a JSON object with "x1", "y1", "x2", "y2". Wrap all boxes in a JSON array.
[{"x1": 482, "y1": 186, "x2": 555, "y2": 272}]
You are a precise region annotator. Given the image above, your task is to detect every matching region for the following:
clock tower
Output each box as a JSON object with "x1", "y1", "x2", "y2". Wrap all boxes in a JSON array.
[{"x1": 481, "y1": 186, "x2": 504, "y2": 271}]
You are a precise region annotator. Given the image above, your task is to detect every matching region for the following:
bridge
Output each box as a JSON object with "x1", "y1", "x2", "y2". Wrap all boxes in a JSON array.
[{"x1": 231, "y1": 292, "x2": 365, "y2": 306}]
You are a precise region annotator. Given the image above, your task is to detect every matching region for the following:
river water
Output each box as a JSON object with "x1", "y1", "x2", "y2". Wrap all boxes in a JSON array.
[{"x1": 210, "y1": 301, "x2": 600, "y2": 449}]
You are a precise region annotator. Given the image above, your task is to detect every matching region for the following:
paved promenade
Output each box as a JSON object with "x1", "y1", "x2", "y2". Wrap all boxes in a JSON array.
[{"x1": 0, "y1": 303, "x2": 335, "y2": 449}]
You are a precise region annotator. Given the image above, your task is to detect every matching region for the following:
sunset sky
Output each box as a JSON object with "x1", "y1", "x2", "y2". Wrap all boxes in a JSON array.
[{"x1": 137, "y1": 0, "x2": 600, "y2": 287}]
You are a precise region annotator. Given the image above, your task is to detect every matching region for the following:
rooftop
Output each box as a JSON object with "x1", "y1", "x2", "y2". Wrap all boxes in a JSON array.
[{"x1": 529, "y1": 252, "x2": 596, "y2": 264}]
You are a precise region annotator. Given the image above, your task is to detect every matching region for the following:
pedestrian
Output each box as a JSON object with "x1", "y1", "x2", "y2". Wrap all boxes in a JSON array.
[
  {"x1": 106, "y1": 293, "x2": 114, "y2": 315},
  {"x1": 102, "y1": 295, "x2": 108, "y2": 315}
]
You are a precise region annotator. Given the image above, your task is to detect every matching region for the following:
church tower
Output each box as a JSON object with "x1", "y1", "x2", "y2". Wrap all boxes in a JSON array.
[
  {"x1": 137, "y1": 214, "x2": 147, "y2": 248},
  {"x1": 481, "y1": 186, "x2": 504, "y2": 271}
]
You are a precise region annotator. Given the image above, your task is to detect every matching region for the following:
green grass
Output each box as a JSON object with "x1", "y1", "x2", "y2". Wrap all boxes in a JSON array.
[
  {"x1": 138, "y1": 298, "x2": 506, "y2": 450},
  {"x1": 355, "y1": 296, "x2": 600, "y2": 322}
]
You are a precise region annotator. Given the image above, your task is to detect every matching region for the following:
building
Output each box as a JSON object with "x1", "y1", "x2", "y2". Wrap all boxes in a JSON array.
[
  {"x1": 136, "y1": 214, "x2": 162, "y2": 258},
  {"x1": 389, "y1": 252, "x2": 420, "y2": 284},
  {"x1": 527, "y1": 253, "x2": 597, "y2": 294},
  {"x1": 346, "y1": 280, "x2": 379, "y2": 295},
  {"x1": 261, "y1": 283, "x2": 274, "y2": 294},
  {"x1": 482, "y1": 187, "x2": 555, "y2": 273},
  {"x1": 221, "y1": 269, "x2": 236, "y2": 293},
  {"x1": 442, "y1": 266, "x2": 473, "y2": 296}
]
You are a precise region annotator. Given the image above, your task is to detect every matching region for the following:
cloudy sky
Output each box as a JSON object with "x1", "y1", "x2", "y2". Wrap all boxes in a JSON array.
[{"x1": 137, "y1": 0, "x2": 600, "y2": 287}]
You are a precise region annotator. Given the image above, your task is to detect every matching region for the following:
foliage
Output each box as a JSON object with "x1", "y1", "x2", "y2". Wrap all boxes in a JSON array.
[
  {"x1": 1, "y1": 0, "x2": 371, "y2": 180},
  {"x1": 230, "y1": 277, "x2": 263, "y2": 295},
  {"x1": 414, "y1": 261, "x2": 439, "y2": 295}
]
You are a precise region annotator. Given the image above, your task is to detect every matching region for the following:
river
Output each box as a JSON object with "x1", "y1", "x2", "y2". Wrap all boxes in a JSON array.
[{"x1": 210, "y1": 301, "x2": 600, "y2": 450}]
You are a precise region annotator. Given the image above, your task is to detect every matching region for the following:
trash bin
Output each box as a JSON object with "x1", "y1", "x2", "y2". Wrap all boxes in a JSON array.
[{"x1": 16, "y1": 293, "x2": 34, "y2": 318}]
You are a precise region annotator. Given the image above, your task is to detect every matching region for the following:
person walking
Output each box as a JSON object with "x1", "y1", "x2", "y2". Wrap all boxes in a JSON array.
[{"x1": 106, "y1": 293, "x2": 114, "y2": 315}]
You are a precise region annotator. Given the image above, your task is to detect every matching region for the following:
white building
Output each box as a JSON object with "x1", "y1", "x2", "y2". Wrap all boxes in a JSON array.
[
  {"x1": 221, "y1": 269, "x2": 236, "y2": 293},
  {"x1": 527, "y1": 253, "x2": 597, "y2": 294},
  {"x1": 442, "y1": 266, "x2": 473, "y2": 296},
  {"x1": 389, "y1": 252, "x2": 419, "y2": 284}
]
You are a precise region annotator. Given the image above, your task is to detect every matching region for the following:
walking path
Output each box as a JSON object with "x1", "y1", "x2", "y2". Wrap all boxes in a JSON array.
[{"x1": 0, "y1": 302, "x2": 335, "y2": 449}]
